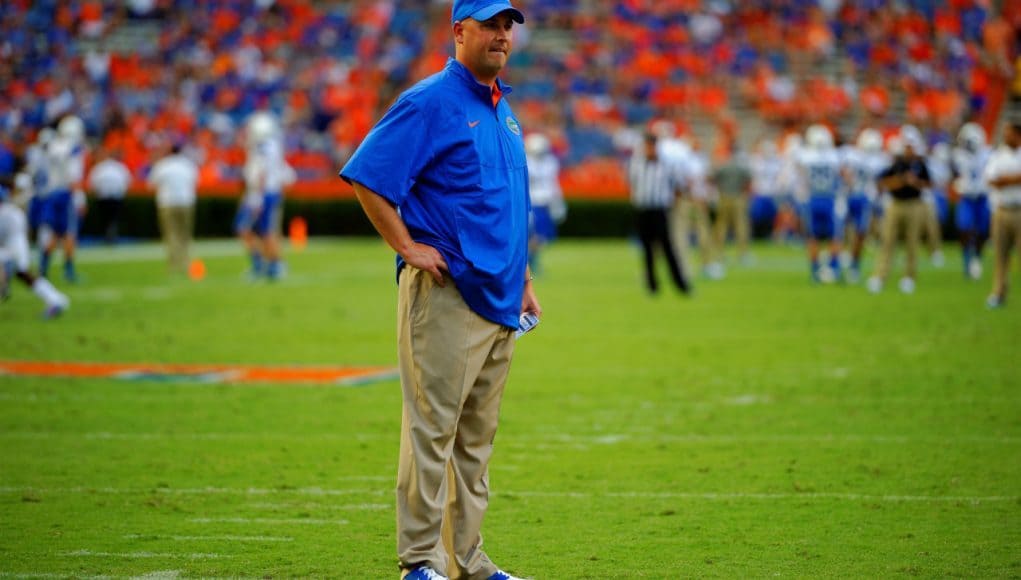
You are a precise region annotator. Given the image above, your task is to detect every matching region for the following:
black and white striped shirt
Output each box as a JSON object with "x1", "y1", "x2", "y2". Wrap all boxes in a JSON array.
[{"x1": 629, "y1": 155, "x2": 683, "y2": 210}]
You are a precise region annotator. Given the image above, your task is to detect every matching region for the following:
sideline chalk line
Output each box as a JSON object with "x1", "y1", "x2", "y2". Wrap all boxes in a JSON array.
[
  {"x1": 2, "y1": 430, "x2": 1016, "y2": 446},
  {"x1": 0, "y1": 486, "x2": 1014, "y2": 504}
]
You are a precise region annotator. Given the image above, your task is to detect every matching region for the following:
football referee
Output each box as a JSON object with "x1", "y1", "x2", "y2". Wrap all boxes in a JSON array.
[{"x1": 629, "y1": 131, "x2": 691, "y2": 295}]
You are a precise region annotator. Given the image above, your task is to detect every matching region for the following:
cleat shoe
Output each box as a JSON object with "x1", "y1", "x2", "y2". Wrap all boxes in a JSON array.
[
  {"x1": 968, "y1": 258, "x2": 983, "y2": 280},
  {"x1": 866, "y1": 276, "x2": 883, "y2": 294},
  {"x1": 931, "y1": 250, "x2": 945, "y2": 268},
  {"x1": 488, "y1": 571, "x2": 526, "y2": 580},
  {"x1": 43, "y1": 304, "x2": 65, "y2": 319},
  {"x1": 986, "y1": 295, "x2": 1005, "y2": 309},
  {"x1": 404, "y1": 566, "x2": 448, "y2": 580},
  {"x1": 898, "y1": 277, "x2": 916, "y2": 294}
]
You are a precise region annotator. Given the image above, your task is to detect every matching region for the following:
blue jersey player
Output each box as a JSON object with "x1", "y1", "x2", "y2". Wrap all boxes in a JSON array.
[
  {"x1": 841, "y1": 128, "x2": 889, "y2": 282},
  {"x1": 952, "y1": 122, "x2": 992, "y2": 280},
  {"x1": 797, "y1": 124, "x2": 845, "y2": 283}
]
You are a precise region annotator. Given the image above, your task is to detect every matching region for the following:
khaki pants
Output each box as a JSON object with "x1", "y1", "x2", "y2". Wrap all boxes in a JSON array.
[
  {"x1": 396, "y1": 266, "x2": 515, "y2": 580},
  {"x1": 873, "y1": 199, "x2": 925, "y2": 281},
  {"x1": 713, "y1": 195, "x2": 750, "y2": 261},
  {"x1": 157, "y1": 204, "x2": 194, "y2": 274},
  {"x1": 671, "y1": 198, "x2": 713, "y2": 276},
  {"x1": 990, "y1": 206, "x2": 1021, "y2": 299}
]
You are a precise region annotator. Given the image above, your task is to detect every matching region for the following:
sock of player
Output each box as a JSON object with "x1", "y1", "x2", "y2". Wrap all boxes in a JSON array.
[
  {"x1": 962, "y1": 245, "x2": 973, "y2": 273},
  {"x1": 63, "y1": 259, "x2": 76, "y2": 281},
  {"x1": 266, "y1": 260, "x2": 281, "y2": 279},
  {"x1": 39, "y1": 250, "x2": 51, "y2": 278},
  {"x1": 811, "y1": 259, "x2": 820, "y2": 277},
  {"x1": 250, "y1": 252, "x2": 263, "y2": 276},
  {"x1": 32, "y1": 277, "x2": 69, "y2": 309},
  {"x1": 828, "y1": 254, "x2": 841, "y2": 276}
]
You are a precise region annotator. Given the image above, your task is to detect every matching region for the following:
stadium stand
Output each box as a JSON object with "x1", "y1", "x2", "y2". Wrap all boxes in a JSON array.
[{"x1": 0, "y1": 0, "x2": 1016, "y2": 199}]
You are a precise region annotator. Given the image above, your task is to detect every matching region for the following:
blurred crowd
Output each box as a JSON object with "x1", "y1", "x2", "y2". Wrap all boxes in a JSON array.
[{"x1": 0, "y1": 0, "x2": 1016, "y2": 192}]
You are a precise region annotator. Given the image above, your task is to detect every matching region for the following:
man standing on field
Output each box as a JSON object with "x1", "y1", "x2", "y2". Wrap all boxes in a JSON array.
[
  {"x1": 339, "y1": 1, "x2": 539, "y2": 579},
  {"x1": 983, "y1": 122, "x2": 1021, "y2": 308}
]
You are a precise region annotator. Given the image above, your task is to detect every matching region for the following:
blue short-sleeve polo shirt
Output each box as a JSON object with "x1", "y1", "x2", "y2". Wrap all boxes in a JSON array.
[{"x1": 340, "y1": 59, "x2": 530, "y2": 329}]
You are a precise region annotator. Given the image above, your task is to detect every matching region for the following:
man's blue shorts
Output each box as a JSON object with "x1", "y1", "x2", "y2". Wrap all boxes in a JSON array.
[
  {"x1": 749, "y1": 196, "x2": 778, "y2": 231},
  {"x1": 846, "y1": 194, "x2": 871, "y2": 235},
  {"x1": 27, "y1": 195, "x2": 45, "y2": 231},
  {"x1": 930, "y1": 192, "x2": 949, "y2": 225},
  {"x1": 234, "y1": 203, "x2": 258, "y2": 235},
  {"x1": 955, "y1": 195, "x2": 989, "y2": 235},
  {"x1": 529, "y1": 205, "x2": 557, "y2": 244},
  {"x1": 41, "y1": 189, "x2": 77, "y2": 237},
  {"x1": 808, "y1": 196, "x2": 837, "y2": 241},
  {"x1": 253, "y1": 192, "x2": 282, "y2": 237}
]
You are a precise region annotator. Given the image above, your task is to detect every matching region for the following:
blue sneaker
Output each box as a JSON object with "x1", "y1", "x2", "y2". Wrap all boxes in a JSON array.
[
  {"x1": 43, "y1": 303, "x2": 65, "y2": 319},
  {"x1": 404, "y1": 566, "x2": 447, "y2": 580},
  {"x1": 488, "y1": 571, "x2": 526, "y2": 580}
]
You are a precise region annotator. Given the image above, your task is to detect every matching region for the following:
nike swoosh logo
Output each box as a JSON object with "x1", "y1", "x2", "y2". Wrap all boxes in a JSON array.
[{"x1": 468, "y1": 120, "x2": 480, "y2": 128}]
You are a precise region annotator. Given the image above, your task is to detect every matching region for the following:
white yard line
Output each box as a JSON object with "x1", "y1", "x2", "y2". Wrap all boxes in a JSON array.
[
  {"x1": 189, "y1": 517, "x2": 349, "y2": 526},
  {"x1": 123, "y1": 534, "x2": 294, "y2": 542},
  {"x1": 62, "y1": 550, "x2": 230, "y2": 559},
  {"x1": 1, "y1": 431, "x2": 1018, "y2": 445},
  {"x1": 0, "y1": 486, "x2": 1014, "y2": 504},
  {"x1": 494, "y1": 490, "x2": 1021, "y2": 503},
  {"x1": 247, "y1": 501, "x2": 390, "y2": 511}
]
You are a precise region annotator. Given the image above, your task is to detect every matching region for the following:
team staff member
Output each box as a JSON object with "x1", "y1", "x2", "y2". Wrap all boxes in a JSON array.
[
  {"x1": 868, "y1": 136, "x2": 931, "y2": 294},
  {"x1": 630, "y1": 131, "x2": 691, "y2": 295},
  {"x1": 983, "y1": 122, "x2": 1021, "y2": 308},
  {"x1": 86, "y1": 148, "x2": 132, "y2": 244},
  {"x1": 147, "y1": 144, "x2": 198, "y2": 275},
  {"x1": 340, "y1": 2, "x2": 538, "y2": 579},
  {"x1": 711, "y1": 142, "x2": 754, "y2": 267}
]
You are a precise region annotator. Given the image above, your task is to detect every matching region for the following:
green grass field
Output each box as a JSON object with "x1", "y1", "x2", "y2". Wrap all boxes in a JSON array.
[{"x1": 2, "y1": 238, "x2": 1019, "y2": 578}]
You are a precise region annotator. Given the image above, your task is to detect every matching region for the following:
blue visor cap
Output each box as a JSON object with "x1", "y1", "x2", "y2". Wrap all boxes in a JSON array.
[{"x1": 451, "y1": 0, "x2": 524, "y2": 24}]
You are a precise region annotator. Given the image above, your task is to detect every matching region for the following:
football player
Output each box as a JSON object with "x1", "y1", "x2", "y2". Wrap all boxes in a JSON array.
[
  {"x1": 952, "y1": 122, "x2": 992, "y2": 279},
  {"x1": 0, "y1": 185, "x2": 70, "y2": 317},
  {"x1": 840, "y1": 128, "x2": 889, "y2": 282},
  {"x1": 797, "y1": 124, "x2": 845, "y2": 283},
  {"x1": 243, "y1": 111, "x2": 296, "y2": 280},
  {"x1": 39, "y1": 115, "x2": 87, "y2": 283},
  {"x1": 524, "y1": 132, "x2": 564, "y2": 276}
]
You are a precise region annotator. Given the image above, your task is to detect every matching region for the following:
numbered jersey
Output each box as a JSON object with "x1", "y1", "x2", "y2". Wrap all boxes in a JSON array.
[
  {"x1": 797, "y1": 149, "x2": 844, "y2": 198},
  {"x1": 952, "y1": 147, "x2": 990, "y2": 198},
  {"x1": 526, "y1": 153, "x2": 562, "y2": 207},
  {"x1": 244, "y1": 138, "x2": 295, "y2": 194},
  {"x1": 842, "y1": 147, "x2": 889, "y2": 201},
  {"x1": 45, "y1": 137, "x2": 85, "y2": 193},
  {"x1": 750, "y1": 153, "x2": 784, "y2": 197}
]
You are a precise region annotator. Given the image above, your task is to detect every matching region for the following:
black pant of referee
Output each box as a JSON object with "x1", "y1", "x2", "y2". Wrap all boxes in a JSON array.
[{"x1": 637, "y1": 208, "x2": 690, "y2": 294}]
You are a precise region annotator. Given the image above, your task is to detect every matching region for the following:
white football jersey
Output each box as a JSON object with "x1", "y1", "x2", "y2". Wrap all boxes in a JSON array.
[
  {"x1": 244, "y1": 138, "x2": 295, "y2": 194},
  {"x1": 526, "y1": 153, "x2": 562, "y2": 207},
  {"x1": 952, "y1": 147, "x2": 990, "y2": 197},
  {"x1": 25, "y1": 143, "x2": 50, "y2": 199},
  {"x1": 682, "y1": 151, "x2": 711, "y2": 201},
  {"x1": 0, "y1": 202, "x2": 30, "y2": 271},
  {"x1": 842, "y1": 147, "x2": 889, "y2": 201},
  {"x1": 927, "y1": 153, "x2": 952, "y2": 191},
  {"x1": 797, "y1": 148, "x2": 844, "y2": 198},
  {"x1": 45, "y1": 137, "x2": 85, "y2": 192},
  {"x1": 750, "y1": 152, "x2": 784, "y2": 197}
]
